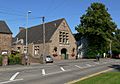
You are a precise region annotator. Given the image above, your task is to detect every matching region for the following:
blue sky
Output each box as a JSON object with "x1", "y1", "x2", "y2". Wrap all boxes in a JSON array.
[{"x1": 0, "y1": 0, "x2": 120, "y2": 36}]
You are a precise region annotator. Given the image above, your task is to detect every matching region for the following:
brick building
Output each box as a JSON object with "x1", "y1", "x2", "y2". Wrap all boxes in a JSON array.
[
  {"x1": 13, "y1": 18, "x2": 77, "y2": 62},
  {"x1": 0, "y1": 21, "x2": 12, "y2": 55}
]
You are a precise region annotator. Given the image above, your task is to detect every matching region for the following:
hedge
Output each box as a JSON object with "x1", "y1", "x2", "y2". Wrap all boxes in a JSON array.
[
  {"x1": 8, "y1": 54, "x2": 21, "y2": 65},
  {"x1": 0, "y1": 55, "x2": 2, "y2": 66}
]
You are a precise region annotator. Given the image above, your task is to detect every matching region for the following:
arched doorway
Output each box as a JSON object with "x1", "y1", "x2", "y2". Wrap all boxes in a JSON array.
[{"x1": 61, "y1": 48, "x2": 68, "y2": 59}]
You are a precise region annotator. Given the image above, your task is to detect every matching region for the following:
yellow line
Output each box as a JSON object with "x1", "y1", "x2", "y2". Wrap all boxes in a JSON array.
[{"x1": 66, "y1": 68, "x2": 113, "y2": 84}]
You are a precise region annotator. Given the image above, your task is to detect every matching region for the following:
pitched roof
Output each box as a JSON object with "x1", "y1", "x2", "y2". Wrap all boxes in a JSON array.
[
  {"x1": 0, "y1": 21, "x2": 12, "y2": 34},
  {"x1": 14, "y1": 18, "x2": 64, "y2": 44}
]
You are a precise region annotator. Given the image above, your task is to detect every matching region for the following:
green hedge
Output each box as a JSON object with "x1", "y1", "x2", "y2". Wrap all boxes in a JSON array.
[
  {"x1": 0, "y1": 55, "x2": 2, "y2": 66},
  {"x1": 8, "y1": 54, "x2": 21, "y2": 65}
]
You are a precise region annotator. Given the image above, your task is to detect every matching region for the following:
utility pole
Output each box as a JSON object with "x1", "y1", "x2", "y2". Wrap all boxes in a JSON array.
[
  {"x1": 26, "y1": 11, "x2": 31, "y2": 56},
  {"x1": 41, "y1": 16, "x2": 45, "y2": 63},
  {"x1": 109, "y1": 40, "x2": 112, "y2": 58}
]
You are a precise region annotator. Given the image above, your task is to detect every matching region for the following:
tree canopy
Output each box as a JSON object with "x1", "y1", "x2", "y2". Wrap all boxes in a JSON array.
[{"x1": 75, "y1": 2, "x2": 117, "y2": 58}]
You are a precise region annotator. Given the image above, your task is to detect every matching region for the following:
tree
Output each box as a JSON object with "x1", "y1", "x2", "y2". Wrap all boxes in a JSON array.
[
  {"x1": 75, "y1": 2, "x2": 117, "y2": 58},
  {"x1": 112, "y1": 29, "x2": 120, "y2": 55}
]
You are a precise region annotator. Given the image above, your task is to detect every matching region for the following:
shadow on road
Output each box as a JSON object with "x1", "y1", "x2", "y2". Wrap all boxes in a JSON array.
[{"x1": 109, "y1": 65, "x2": 120, "y2": 71}]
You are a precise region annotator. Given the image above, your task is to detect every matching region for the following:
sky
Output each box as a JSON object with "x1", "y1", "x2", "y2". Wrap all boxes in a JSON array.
[{"x1": 0, "y1": 0, "x2": 120, "y2": 36}]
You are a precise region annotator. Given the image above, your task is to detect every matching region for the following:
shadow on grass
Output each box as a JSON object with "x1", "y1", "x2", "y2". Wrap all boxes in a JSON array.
[{"x1": 109, "y1": 64, "x2": 120, "y2": 71}]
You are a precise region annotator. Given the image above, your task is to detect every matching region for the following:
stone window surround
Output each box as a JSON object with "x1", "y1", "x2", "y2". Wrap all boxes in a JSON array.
[{"x1": 59, "y1": 31, "x2": 69, "y2": 44}]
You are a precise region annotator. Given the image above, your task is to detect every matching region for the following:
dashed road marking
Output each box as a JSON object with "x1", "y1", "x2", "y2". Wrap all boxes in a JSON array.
[
  {"x1": 60, "y1": 67, "x2": 65, "y2": 71},
  {"x1": 10, "y1": 72, "x2": 20, "y2": 81},
  {"x1": 103, "y1": 62, "x2": 107, "y2": 64},
  {"x1": 75, "y1": 65, "x2": 83, "y2": 69},
  {"x1": 0, "y1": 79, "x2": 23, "y2": 84},
  {"x1": 86, "y1": 64, "x2": 92, "y2": 67},
  {"x1": 42, "y1": 69, "x2": 46, "y2": 75},
  {"x1": 94, "y1": 62, "x2": 100, "y2": 65}
]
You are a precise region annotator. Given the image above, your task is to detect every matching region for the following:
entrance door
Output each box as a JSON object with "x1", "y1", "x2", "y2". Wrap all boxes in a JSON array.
[{"x1": 61, "y1": 48, "x2": 68, "y2": 59}]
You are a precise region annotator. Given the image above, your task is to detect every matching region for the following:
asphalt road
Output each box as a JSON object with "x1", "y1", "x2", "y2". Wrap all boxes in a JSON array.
[{"x1": 0, "y1": 59, "x2": 119, "y2": 84}]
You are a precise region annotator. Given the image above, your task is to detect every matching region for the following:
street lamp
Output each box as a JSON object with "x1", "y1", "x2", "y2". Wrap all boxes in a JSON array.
[{"x1": 26, "y1": 11, "x2": 31, "y2": 55}]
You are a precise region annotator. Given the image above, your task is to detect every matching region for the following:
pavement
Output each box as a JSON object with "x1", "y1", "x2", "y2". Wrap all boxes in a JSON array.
[
  {"x1": 0, "y1": 58, "x2": 114, "y2": 72},
  {"x1": 0, "y1": 58, "x2": 96, "y2": 72}
]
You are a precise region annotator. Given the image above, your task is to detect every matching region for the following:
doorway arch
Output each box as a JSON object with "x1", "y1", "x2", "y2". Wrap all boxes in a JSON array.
[{"x1": 61, "y1": 48, "x2": 68, "y2": 59}]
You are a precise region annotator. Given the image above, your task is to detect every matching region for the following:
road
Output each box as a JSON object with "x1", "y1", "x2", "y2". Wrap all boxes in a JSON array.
[{"x1": 0, "y1": 59, "x2": 119, "y2": 84}]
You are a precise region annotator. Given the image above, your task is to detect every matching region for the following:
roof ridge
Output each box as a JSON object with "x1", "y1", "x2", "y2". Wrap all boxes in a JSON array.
[{"x1": 28, "y1": 18, "x2": 64, "y2": 29}]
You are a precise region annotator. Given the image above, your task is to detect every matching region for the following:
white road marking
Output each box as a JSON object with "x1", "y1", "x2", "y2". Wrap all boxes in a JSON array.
[
  {"x1": 42, "y1": 69, "x2": 46, "y2": 75},
  {"x1": 103, "y1": 62, "x2": 107, "y2": 64},
  {"x1": 10, "y1": 72, "x2": 20, "y2": 81},
  {"x1": 45, "y1": 71, "x2": 63, "y2": 76},
  {"x1": 0, "y1": 79, "x2": 23, "y2": 84},
  {"x1": 75, "y1": 65, "x2": 83, "y2": 69},
  {"x1": 45, "y1": 69, "x2": 72, "y2": 76},
  {"x1": 94, "y1": 62, "x2": 99, "y2": 65},
  {"x1": 60, "y1": 67, "x2": 65, "y2": 71},
  {"x1": 86, "y1": 64, "x2": 92, "y2": 67},
  {"x1": 2, "y1": 79, "x2": 23, "y2": 84}
]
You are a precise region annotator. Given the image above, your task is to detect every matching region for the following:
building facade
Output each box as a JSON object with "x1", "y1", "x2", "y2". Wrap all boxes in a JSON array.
[
  {"x1": 0, "y1": 21, "x2": 12, "y2": 55},
  {"x1": 13, "y1": 18, "x2": 77, "y2": 62}
]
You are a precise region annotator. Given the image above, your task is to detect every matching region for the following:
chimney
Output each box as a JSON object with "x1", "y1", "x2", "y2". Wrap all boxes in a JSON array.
[{"x1": 19, "y1": 27, "x2": 25, "y2": 32}]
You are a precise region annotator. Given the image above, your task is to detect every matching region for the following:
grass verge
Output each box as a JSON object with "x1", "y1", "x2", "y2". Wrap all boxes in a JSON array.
[{"x1": 73, "y1": 72, "x2": 120, "y2": 84}]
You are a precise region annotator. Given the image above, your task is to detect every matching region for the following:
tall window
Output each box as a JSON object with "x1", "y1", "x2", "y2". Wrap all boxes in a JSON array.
[
  {"x1": 59, "y1": 31, "x2": 69, "y2": 44},
  {"x1": 24, "y1": 47, "x2": 27, "y2": 54},
  {"x1": 34, "y1": 46, "x2": 39, "y2": 55}
]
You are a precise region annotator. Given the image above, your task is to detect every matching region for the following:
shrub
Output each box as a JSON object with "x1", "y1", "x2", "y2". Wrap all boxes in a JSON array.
[
  {"x1": 0, "y1": 55, "x2": 2, "y2": 66},
  {"x1": 8, "y1": 54, "x2": 21, "y2": 65},
  {"x1": 14, "y1": 55, "x2": 21, "y2": 64},
  {"x1": 8, "y1": 55, "x2": 15, "y2": 65},
  {"x1": 86, "y1": 48, "x2": 103, "y2": 59},
  {"x1": 112, "y1": 49, "x2": 120, "y2": 55}
]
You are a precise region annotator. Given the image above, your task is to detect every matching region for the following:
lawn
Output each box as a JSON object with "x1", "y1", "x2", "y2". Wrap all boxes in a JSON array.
[{"x1": 73, "y1": 72, "x2": 120, "y2": 84}]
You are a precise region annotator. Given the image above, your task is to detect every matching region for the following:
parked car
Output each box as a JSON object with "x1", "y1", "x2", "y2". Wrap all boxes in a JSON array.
[{"x1": 45, "y1": 55, "x2": 53, "y2": 63}]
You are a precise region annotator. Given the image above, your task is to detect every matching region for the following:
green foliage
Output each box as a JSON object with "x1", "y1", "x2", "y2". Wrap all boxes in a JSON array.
[
  {"x1": 8, "y1": 54, "x2": 21, "y2": 65},
  {"x1": 86, "y1": 50, "x2": 97, "y2": 58},
  {"x1": 112, "y1": 29, "x2": 120, "y2": 54},
  {"x1": 0, "y1": 55, "x2": 2, "y2": 66},
  {"x1": 74, "y1": 72, "x2": 120, "y2": 84},
  {"x1": 112, "y1": 49, "x2": 120, "y2": 55},
  {"x1": 86, "y1": 47, "x2": 103, "y2": 58},
  {"x1": 75, "y1": 2, "x2": 117, "y2": 57}
]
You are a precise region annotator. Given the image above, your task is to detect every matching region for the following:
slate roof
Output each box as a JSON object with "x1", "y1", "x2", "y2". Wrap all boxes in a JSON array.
[
  {"x1": 14, "y1": 18, "x2": 64, "y2": 44},
  {"x1": 0, "y1": 21, "x2": 12, "y2": 34}
]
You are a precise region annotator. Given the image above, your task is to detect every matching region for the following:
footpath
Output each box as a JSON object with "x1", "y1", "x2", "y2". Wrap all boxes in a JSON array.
[{"x1": 0, "y1": 58, "x2": 108, "y2": 72}]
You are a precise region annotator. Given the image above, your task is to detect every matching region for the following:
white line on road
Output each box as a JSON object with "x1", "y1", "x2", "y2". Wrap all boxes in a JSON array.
[
  {"x1": 45, "y1": 69, "x2": 72, "y2": 76},
  {"x1": 94, "y1": 62, "x2": 99, "y2": 65},
  {"x1": 10, "y1": 72, "x2": 20, "y2": 81},
  {"x1": 103, "y1": 62, "x2": 107, "y2": 64},
  {"x1": 75, "y1": 65, "x2": 83, "y2": 69},
  {"x1": 60, "y1": 67, "x2": 65, "y2": 71},
  {"x1": 86, "y1": 64, "x2": 92, "y2": 67},
  {"x1": 0, "y1": 79, "x2": 23, "y2": 84},
  {"x1": 42, "y1": 69, "x2": 46, "y2": 75}
]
